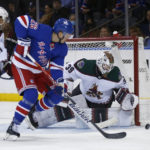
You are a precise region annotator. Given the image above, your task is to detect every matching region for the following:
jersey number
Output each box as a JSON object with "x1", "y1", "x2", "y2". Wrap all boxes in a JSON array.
[{"x1": 65, "y1": 64, "x2": 74, "y2": 73}]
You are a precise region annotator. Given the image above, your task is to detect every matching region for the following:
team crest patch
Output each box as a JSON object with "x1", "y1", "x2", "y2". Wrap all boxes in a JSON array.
[
  {"x1": 86, "y1": 83, "x2": 103, "y2": 99},
  {"x1": 77, "y1": 60, "x2": 85, "y2": 69},
  {"x1": 50, "y1": 43, "x2": 55, "y2": 50}
]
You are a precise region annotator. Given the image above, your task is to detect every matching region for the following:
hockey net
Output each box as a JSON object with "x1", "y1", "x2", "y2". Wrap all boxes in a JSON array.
[{"x1": 66, "y1": 37, "x2": 150, "y2": 126}]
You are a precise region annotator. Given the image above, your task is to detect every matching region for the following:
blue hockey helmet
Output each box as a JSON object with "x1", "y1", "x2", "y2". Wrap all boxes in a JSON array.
[{"x1": 53, "y1": 18, "x2": 74, "y2": 36}]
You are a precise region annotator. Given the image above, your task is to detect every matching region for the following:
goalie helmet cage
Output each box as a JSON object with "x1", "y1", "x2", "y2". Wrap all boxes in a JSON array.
[{"x1": 66, "y1": 36, "x2": 150, "y2": 126}]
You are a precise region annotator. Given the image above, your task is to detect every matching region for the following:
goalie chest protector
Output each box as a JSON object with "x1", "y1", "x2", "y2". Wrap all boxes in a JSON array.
[{"x1": 74, "y1": 59, "x2": 124, "y2": 104}]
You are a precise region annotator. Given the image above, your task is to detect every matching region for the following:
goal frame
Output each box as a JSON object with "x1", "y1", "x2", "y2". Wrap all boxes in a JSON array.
[{"x1": 67, "y1": 36, "x2": 140, "y2": 125}]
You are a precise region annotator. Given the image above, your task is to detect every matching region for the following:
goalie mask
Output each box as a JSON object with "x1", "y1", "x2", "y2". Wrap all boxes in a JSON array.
[
  {"x1": 96, "y1": 51, "x2": 114, "y2": 74},
  {"x1": 0, "y1": 7, "x2": 9, "y2": 31}
]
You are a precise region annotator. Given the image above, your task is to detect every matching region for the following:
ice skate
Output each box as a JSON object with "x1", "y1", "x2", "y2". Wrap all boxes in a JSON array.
[{"x1": 3, "y1": 122, "x2": 20, "y2": 141}]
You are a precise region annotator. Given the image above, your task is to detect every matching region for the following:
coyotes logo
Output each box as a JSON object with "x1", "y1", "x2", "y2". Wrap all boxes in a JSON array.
[{"x1": 86, "y1": 83, "x2": 103, "y2": 99}]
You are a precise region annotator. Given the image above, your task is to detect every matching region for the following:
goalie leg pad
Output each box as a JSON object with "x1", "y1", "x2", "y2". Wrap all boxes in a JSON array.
[
  {"x1": 118, "y1": 110, "x2": 133, "y2": 126},
  {"x1": 91, "y1": 108, "x2": 108, "y2": 123},
  {"x1": 31, "y1": 106, "x2": 74, "y2": 128},
  {"x1": 75, "y1": 108, "x2": 108, "y2": 128}
]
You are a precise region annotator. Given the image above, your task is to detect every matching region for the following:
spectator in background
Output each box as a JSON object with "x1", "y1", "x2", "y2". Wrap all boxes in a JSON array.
[
  {"x1": 60, "y1": 0, "x2": 72, "y2": 8},
  {"x1": 14, "y1": 0, "x2": 30, "y2": 19},
  {"x1": 129, "y1": 26, "x2": 150, "y2": 49},
  {"x1": 110, "y1": 0, "x2": 145, "y2": 31},
  {"x1": 7, "y1": 0, "x2": 30, "y2": 23},
  {"x1": 81, "y1": 0, "x2": 108, "y2": 25},
  {"x1": 69, "y1": 13, "x2": 76, "y2": 36},
  {"x1": 140, "y1": 10, "x2": 150, "y2": 37},
  {"x1": 28, "y1": 1, "x2": 36, "y2": 20},
  {"x1": 129, "y1": 26, "x2": 144, "y2": 37},
  {"x1": 82, "y1": 16, "x2": 95, "y2": 35},
  {"x1": 69, "y1": 13, "x2": 82, "y2": 36},
  {"x1": 144, "y1": 36, "x2": 150, "y2": 49},
  {"x1": 49, "y1": 0, "x2": 70, "y2": 27},
  {"x1": 99, "y1": 26, "x2": 111, "y2": 37},
  {"x1": 7, "y1": 1, "x2": 15, "y2": 26},
  {"x1": 39, "y1": 3, "x2": 53, "y2": 25}
]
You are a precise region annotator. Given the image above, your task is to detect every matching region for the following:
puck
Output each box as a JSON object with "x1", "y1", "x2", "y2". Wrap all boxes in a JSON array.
[{"x1": 145, "y1": 124, "x2": 150, "y2": 129}]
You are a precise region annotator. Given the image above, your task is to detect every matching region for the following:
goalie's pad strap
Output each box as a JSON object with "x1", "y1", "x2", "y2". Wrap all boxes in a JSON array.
[
  {"x1": 115, "y1": 88, "x2": 129, "y2": 104},
  {"x1": 92, "y1": 108, "x2": 108, "y2": 123},
  {"x1": 54, "y1": 105, "x2": 74, "y2": 122}
]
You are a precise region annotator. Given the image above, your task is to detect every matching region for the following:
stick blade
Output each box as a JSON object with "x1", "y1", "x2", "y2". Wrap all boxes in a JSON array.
[
  {"x1": 92, "y1": 122, "x2": 126, "y2": 139},
  {"x1": 103, "y1": 131, "x2": 126, "y2": 139}
]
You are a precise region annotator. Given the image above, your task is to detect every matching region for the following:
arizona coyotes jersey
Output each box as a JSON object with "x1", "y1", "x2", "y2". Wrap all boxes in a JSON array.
[
  {"x1": 12, "y1": 15, "x2": 68, "y2": 80},
  {"x1": 64, "y1": 58, "x2": 128, "y2": 104}
]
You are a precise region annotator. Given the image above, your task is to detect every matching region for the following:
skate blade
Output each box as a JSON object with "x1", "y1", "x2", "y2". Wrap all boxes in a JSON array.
[
  {"x1": 3, "y1": 133, "x2": 19, "y2": 141},
  {"x1": 25, "y1": 117, "x2": 35, "y2": 130}
]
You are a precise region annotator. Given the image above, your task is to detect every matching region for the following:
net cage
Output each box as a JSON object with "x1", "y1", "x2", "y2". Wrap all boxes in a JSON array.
[{"x1": 66, "y1": 36, "x2": 150, "y2": 126}]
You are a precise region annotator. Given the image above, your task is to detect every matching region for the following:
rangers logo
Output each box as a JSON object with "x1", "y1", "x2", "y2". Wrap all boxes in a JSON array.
[
  {"x1": 38, "y1": 42, "x2": 45, "y2": 47},
  {"x1": 30, "y1": 19, "x2": 38, "y2": 30},
  {"x1": 38, "y1": 50, "x2": 46, "y2": 55}
]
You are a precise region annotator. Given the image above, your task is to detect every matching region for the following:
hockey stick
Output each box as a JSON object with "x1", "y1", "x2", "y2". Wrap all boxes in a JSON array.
[
  {"x1": 96, "y1": 117, "x2": 118, "y2": 129},
  {"x1": 26, "y1": 53, "x2": 57, "y2": 88},
  {"x1": 65, "y1": 94, "x2": 126, "y2": 139},
  {"x1": 26, "y1": 52, "x2": 126, "y2": 138},
  {"x1": 5, "y1": 38, "x2": 58, "y2": 87}
]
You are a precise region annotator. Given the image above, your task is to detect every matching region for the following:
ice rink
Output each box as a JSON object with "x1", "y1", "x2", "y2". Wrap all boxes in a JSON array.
[{"x1": 0, "y1": 102, "x2": 150, "y2": 150}]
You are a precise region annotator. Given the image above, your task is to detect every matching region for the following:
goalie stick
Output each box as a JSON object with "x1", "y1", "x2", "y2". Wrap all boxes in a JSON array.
[{"x1": 65, "y1": 94, "x2": 126, "y2": 139}]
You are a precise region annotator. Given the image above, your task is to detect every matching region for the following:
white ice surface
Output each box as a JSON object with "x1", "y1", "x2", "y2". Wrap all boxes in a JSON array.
[{"x1": 0, "y1": 102, "x2": 150, "y2": 150}]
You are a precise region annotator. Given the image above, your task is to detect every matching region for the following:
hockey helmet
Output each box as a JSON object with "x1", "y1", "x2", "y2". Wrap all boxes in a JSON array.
[
  {"x1": 0, "y1": 7, "x2": 9, "y2": 30},
  {"x1": 96, "y1": 51, "x2": 114, "y2": 74},
  {"x1": 53, "y1": 18, "x2": 74, "y2": 38}
]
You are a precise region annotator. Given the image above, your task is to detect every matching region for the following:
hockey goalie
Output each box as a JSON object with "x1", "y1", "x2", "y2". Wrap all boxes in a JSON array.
[{"x1": 26, "y1": 51, "x2": 138, "y2": 129}]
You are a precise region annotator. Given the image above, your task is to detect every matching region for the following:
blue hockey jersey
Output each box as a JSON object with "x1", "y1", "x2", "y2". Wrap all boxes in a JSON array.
[{"x1": 12, "y1": 15, "x2": 68, "y2": 81}]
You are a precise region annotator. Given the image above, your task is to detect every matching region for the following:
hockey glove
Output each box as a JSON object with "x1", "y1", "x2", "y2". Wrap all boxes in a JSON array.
[
  {"x1": 16, "y1": 38, "x2": 31, "y2": 57},
  {"x1": 115, "y1": 88, "x2": 138, "y2": 110},
  {"x1": 55, "y1": 86, "x2": 63, "y2": 96}
]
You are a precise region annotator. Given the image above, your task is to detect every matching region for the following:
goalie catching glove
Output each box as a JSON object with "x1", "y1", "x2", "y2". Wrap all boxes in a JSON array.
[{"x1": 115, "y1": 88, "x2": 138, "y2": 111}]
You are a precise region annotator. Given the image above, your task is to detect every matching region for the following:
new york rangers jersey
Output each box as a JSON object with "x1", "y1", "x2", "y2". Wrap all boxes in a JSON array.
[{"x1": 12, "y1": 15, "x2": 68, "y2": 80}]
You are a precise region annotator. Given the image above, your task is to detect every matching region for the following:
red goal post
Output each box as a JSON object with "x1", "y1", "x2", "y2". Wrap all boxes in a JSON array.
[{"x1": 66, "y1": 36, "x2": 150, "y2": 126}]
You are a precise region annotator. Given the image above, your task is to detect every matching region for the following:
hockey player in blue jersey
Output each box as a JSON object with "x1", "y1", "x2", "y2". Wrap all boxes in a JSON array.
[{"x1": 4, "y1": 15, "x2": 74, "y2": 140}]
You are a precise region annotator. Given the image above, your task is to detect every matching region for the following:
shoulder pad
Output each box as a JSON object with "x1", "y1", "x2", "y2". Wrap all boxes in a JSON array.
[{"x1": 76, "y1": 59, "x2": 86, "y2": 69}]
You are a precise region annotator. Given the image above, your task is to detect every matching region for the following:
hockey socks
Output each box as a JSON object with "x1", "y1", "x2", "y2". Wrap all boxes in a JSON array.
[{"x1": 13, "y1": 89, "x2": 38, "y2": 125}]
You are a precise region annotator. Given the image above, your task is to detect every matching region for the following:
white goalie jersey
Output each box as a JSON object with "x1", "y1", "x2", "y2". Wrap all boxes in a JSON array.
[{"x1": 64, "y1": 59, "x2": 128, "y2": 105}]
